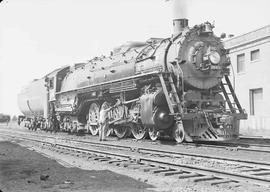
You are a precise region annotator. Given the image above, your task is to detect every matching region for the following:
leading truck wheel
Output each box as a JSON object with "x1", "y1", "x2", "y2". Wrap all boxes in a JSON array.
[
  {"x1": 148, "y1": 126, "x2": 159, "y2": 141},
  {"x1": 88, "y1": 102, "x2": 100, "y2": 136},
  {"x1": 172, "y1": 121, "x2": 185, "y2": 143}
]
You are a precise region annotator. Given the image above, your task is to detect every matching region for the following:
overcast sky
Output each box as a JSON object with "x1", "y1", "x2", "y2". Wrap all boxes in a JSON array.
[{"x1": 0, "y1": 0, "x2": 270, "y2": 116}]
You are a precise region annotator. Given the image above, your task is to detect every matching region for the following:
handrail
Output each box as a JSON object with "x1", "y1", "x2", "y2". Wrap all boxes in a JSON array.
[{"x1": 55, "y1": 71, "x2": 161, "y2": 95}]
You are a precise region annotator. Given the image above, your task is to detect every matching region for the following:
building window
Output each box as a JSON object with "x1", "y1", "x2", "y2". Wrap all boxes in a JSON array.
[
  {"x1": 250, "y1": 49, "x2": 260, "y2": 61},
  {"x1": 236, "y1": 53, "x2": 245, "y2": 73},
  {"x1": 250, "y1": 88, "x2": 263, "y2": 115}
]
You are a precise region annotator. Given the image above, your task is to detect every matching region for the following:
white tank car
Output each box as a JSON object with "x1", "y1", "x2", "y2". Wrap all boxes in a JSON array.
[{"x1": 17, "y1": 78, "x2": 47, "y2": 118}]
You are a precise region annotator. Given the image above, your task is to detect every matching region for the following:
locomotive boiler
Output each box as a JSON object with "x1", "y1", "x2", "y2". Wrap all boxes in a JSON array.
[{"x1": 18, "y1": 5, "x2": 247, "y2": 143}]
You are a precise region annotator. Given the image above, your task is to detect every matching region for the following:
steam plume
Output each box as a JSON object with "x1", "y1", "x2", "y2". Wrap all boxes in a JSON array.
[{"x1": 172, "y1": 0, "x2": 188, "y2": 19}]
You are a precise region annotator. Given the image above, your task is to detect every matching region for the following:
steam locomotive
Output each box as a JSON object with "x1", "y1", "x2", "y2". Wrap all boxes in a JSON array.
[{"x1": 18, "y1": 19, "x2": 247, "y2": 143}]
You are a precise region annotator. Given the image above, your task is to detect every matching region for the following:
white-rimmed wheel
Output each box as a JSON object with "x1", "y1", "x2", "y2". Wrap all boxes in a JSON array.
[
  {"x1": 131, "y1": 123, "x2": 147, "y2": 140},
  {"x1": 114, "y1": 125, "x2": 129, "y2": 139},
  {"x1": 111, "y1": 104, "x2": 129, "y2": 138},
  {"x1": 88, "y1": 102, "x2": 100, "y2": 135},
  {"x1": 148, "y1": 126, "x2": 159, "y2": 141},
  {"x1": 172, "y1": 121, "x2": 185, "y2": 143},
  {"x1": 129, "y1": 102, "x2": 147, "y2": 140}
]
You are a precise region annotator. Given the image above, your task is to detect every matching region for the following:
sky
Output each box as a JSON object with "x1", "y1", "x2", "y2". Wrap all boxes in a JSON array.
[{"x1": 0, "y1": 0, "x2": 270, "y2": 116}]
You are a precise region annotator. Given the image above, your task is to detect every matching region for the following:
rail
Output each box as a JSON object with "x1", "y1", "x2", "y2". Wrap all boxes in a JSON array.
[{"x1": 1, "y1": 130, "x2": 270, "y2": 187}]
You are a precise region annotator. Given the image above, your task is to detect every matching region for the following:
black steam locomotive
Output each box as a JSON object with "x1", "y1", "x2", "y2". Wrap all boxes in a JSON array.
[{"x1": 18, "y1": 19, "x2": 247, "y2": 143}]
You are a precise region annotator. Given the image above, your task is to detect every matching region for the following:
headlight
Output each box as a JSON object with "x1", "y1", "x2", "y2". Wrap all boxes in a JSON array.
[{"x1": 209, "y1": 51, "x2": 221, "y2": 64}]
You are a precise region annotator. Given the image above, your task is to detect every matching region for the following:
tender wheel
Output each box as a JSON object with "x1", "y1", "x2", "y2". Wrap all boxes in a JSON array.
[
  {"x1": 172, "y1": 121, "x2": 185, "y2": 143},
  {"x1": 114, "y1": 125, "x2": 129, "y2": 139},
  {"x1": 131, "y1": 123, "x2": 147, "y2": 140},
  {"x1": 88, "y1": 102, "x2": 100, "y2": 135},
  {"x1": 148, "y1": 126, "x2": 159, "y2": 141}
]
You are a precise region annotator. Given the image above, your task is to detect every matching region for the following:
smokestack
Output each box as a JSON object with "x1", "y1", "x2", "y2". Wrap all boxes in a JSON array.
[
  {"x1": 172, "y1": 0, "x2": 189, "y2": 36},
  {"x1": 173, "y1": 19, "x2": 188, "y2": 35}
]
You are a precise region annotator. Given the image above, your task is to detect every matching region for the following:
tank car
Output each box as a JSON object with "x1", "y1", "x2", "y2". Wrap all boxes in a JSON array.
[
  {"x1": 17, "y1": 67, "x2": 67, "y2": 130},
  {"x1": 18, "y1": 19, "x2": 247, "y2": 142}
]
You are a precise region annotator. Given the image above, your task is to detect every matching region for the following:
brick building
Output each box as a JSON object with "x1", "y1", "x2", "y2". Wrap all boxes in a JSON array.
[{"x1": 224, "y1": 25, "x2": 270, "y2": 137}]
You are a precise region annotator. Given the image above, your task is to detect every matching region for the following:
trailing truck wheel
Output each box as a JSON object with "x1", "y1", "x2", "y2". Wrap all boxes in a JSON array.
[
  {"x1": 148, "y1": 126, "x2": 159, "y2": 141},
  {"x1": 88, "y1": 102, "x2": 100, "y2": 136},
  {"x1": 172, "y1": 122, "x2": 185, "y2": 143},
  {"x1": 131, "y1": 123, "x2": 147, "y2": 140}
]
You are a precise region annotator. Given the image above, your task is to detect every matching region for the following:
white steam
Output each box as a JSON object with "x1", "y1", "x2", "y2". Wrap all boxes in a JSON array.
[{"x1": 172, "y1": 0, "x2": 188, "y2": 19}]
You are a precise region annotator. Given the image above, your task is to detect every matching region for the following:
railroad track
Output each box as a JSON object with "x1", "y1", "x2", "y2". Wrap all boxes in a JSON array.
[
  {"x1": 1, "y1": 125, "x2": 270, "y2": 154},
  {"x1": 182, "y1": 140, "x2": 270, "y2": 154},
  {"x1": 1, "y1": 130, "x2": 270, "y2": 188}
]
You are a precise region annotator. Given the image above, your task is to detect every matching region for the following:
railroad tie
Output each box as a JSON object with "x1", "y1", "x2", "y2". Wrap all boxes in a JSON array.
[
  {"x1": 150, "y1": 168, "x2": 174, "y2": 174},
  {"x1": 126, "y1": 164, "x2": 150, "y2": 170},
  {"x1": 107, "y1": 160, "x2": 124, "y2": 164},
  {"x1": 96, "y1": 158, "x2": 111, "y2": 162},
  {"x1": 87, "y1": 155, "x2": 97, "y2": 160},
  {"x1": 251, "y1": 171, "x2": 270, "y2": 176},
  {"x1": 209, "y1": 179, "x2": 237, "y2": 186},
  {"x1": 125, "y1": 163, "x2": 142, "y2": 168},
  {"x1": 178, "y1": 173, "x2": 202, "y2": 179},
  {"x1": 161, "y1": 170, "x2": 186, "y2": 176},
  {"x1": 114, "y1": 161, "x2": 129, "y2": 167},
  {"x1": 240, "y1": 168, "x2": 264, "y2": 172},
  {"x1": 143, "y1": 167, "x2": 163, "y2": 172},
  {"x1": 80, "y1": 154, "x2": 88, "y2": 158},
  {"x1": 192, "y1": 176, "x2": 219, "y2": 183},
  {"x1": 110, "y1": 161, "x2": 126, "y2": 166},
  {"x1": 93, "y1": 157, "x2": 107, "y2": 161},
  {"x1": 117, "y1": 162, "x2": 133, "y2": 167},
  {"x1": 235, "y1": 165, "x2": 251, "y2": 169}
]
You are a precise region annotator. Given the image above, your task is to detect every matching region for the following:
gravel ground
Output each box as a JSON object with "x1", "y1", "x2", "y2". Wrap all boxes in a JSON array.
[
  {"x1": 4, "y1": 124, "x2": 270, "y2": 164},
  {"x1": 1, "y1": 124, "x2": 270, "y2": 192},
  {"x1": 0, "y1": 140, "x2": 154, "y2": 192}
]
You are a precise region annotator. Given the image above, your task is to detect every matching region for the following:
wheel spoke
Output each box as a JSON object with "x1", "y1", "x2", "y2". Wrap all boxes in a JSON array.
[
  {"x1": 131, "y1": 123, "x2": 147, "y2": 140},
  {"x1": 172, "y1": 122, "x2": 185, "y2": 143},
  {"x1": 148, "y1": 126, "x2": 159, "y2": 141},
  {"x1": 114, "y1": 126, "x2": 129, "y2": 138},
  {"x1": 88, "y1": 102, "x2": 100, "y2": 135}
]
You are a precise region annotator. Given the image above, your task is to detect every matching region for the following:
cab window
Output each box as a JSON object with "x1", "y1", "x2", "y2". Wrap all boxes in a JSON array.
[{"x1": 49, "y1": 78, "x2": 54, "y2": 89}]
